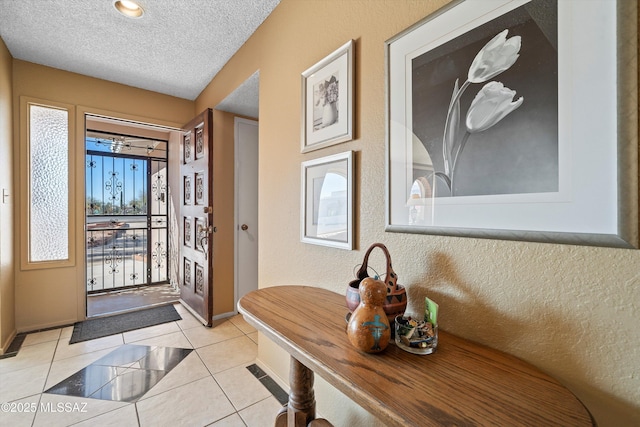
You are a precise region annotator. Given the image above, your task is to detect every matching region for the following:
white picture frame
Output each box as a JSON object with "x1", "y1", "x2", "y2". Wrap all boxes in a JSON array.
[
  {"x1": 301, "y1": 40, "x2": 354, "y2": 153},
  {"x1": 301, "y1": 151, "x2": 354, "y2": 249},
  {"x1": 385, "y1": 0, "x2": 638, "y2": 248}
]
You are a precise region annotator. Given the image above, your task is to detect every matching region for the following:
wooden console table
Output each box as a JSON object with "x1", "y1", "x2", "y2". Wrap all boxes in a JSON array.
[{"x1": 238, "y1": 286, "x2": 594, "y2": 426}]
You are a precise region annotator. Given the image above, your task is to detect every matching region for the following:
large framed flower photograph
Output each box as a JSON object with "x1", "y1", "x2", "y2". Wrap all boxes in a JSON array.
[
  {"x1": 301, "y1": 151, "x2": 353, "y2": 249},
  {"x1": 385, "y1": 0, "x2": 638, "y2": 248},
  {"x1": 301, "y1": 40, "x2": 354, "y2": 153}
]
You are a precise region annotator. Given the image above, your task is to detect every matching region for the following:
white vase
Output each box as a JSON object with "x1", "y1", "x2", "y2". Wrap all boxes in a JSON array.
[{"x1": 322, "y1": 102, "x2": 337, "y2": 127}]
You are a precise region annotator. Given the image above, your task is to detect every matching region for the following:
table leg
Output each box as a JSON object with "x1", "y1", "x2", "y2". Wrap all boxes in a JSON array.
[
  {"x1": 275, "y1": 404, "x2": 287, "y2": 427},
  {"x1": 285, "y1": 356, "x2": 316, "y2": 427}
]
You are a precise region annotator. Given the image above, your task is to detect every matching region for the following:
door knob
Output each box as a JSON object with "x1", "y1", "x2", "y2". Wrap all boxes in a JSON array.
[{"x1": 241, "y1": 224, "x2": 248, "y2": 231}]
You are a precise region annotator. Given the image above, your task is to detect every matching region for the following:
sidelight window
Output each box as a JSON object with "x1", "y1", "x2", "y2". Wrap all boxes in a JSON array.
[{"x1": 21, "y1": 98, "x2": 75, "y2": 268}]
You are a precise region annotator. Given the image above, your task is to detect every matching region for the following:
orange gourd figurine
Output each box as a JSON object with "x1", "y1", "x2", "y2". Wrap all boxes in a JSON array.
[{"x1": 347, "y1": 277, "x2": 391, "y2": 353}]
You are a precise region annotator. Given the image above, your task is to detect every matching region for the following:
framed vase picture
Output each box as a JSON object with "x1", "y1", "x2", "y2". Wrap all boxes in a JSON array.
[
  {"x1": 301, "y1": 40, "x2": 354, "y2": 153},
  {"x1": 301, "y1": 151, "x2": 354, "y2": 249},
  {"x1": 385, "y1": 0, "x2": 638, "y2": 248}
]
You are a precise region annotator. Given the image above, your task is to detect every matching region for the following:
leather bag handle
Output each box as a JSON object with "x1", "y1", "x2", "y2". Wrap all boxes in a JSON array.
[{"x1": 355, "y1": 243, "x2": 398, "y2": 293}]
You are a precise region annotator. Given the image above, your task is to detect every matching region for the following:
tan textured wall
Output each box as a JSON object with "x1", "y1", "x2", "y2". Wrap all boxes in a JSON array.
[
  {"x1": 12, "y1": 60, "x2": 194, "y2": 330},
  {"x1": 0, "y1": 38, "x2": 15, "y2": 352},
  {"x1": 197, "y1": 1, "x2": 640, "y2": 425}
]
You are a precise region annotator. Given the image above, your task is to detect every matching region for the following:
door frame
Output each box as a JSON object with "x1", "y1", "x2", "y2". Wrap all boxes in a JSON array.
[
  {"x1": 78, "y1": 107, "x2": 183, "y2": 321},
  {"x1": 234, "y1": 117, "x2": 259, "y2": 311}
]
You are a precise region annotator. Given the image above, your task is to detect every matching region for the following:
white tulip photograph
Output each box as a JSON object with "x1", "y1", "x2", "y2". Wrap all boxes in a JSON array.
[
  {"x1": 387, "y1": 0, "x2": 631, "y2": 247},
  {"x1": 410, "y1": 0, "x2": 557, "y2": 198}
]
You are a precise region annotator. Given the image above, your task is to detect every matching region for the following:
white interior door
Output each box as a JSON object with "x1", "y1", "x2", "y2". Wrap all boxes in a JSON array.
[{"x1": 235, "y1": 118, "x2": 259, "y2": 305}]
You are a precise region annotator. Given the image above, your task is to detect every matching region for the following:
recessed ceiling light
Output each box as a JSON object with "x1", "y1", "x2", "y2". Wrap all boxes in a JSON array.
[{"x1": 114, "y1": 0, "x2": 144, "y2": 18}]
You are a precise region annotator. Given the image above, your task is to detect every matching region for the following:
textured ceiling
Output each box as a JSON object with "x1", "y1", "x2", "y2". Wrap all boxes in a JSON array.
[
  {"x1": 0, "y1": 0, "x2": 279, "y2": 101},
  {"x1": 216, "y1": 70, "x2": 259, "y2": 118}
]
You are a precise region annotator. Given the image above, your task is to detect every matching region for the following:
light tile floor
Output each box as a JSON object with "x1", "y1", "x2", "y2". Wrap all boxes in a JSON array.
[{"x1": 0, "y1": 303, "x2": 285, "y2": 427}]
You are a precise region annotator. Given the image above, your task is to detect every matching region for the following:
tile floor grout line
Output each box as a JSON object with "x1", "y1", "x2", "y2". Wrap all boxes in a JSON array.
[
  {"x1": 188, "y1": 321, "x2": 276, "y2": 421},
  {"x1": 41, "y1": 330, "x2": 63, "y2": 396},
  {"x1": 134, "y1": 399, "x2": 142, "y2": 427},
  {"x1": 65, "y1": 402, "x2": 134, "y2": 427},
  {"x1": 208, "y1": 365, "x2": 235, "y2": 411},
  {"x1": 185, "y1": 323, "x2": 247, "y2": 350},
  {"x1": 236, "y1": 395, "x2": 280, "y2": 426},
  {"x1": 31, "y1": 392, "x2": 43, "y2": 427}
]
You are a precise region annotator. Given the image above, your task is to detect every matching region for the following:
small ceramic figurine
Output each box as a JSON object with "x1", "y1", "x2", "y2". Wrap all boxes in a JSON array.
[{"x1": 347, "y1": 277, "x2": 391, "y2": 353}]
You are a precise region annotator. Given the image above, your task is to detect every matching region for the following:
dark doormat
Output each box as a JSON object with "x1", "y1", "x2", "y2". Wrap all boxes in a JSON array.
[{"x1": 70, "y1": 304, "x2": 182, "y2": 344}]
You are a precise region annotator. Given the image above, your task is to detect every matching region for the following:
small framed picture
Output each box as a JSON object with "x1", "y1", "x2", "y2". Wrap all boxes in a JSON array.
[
  {"x1": 301, "y1": 151, "x2": 353, "y2": 249},
  {"x1": 301, "y1": 40, "x2": 354, "y2": 153}
]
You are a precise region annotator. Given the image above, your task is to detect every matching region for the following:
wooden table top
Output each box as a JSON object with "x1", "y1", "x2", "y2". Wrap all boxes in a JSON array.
[{"x1": 238, "y1": 285, "x2": 594, "y2": 427}]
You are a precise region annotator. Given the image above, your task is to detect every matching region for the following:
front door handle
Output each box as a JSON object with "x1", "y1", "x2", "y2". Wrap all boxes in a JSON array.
[
  {"x1": 241, "y1": 224, "x2": 248, "y2": 231},
  {"x1": 198, "y1": 223, "x2": 213, "y2": 260},
  {"x1": 199, "y1": 236, "x2": 208, "y2": 259}
]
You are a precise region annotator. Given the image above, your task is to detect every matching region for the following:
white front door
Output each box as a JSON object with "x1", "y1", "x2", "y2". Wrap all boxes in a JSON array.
[{"x1": 235, "y1": 118, "x2": 259, "y2": 304}]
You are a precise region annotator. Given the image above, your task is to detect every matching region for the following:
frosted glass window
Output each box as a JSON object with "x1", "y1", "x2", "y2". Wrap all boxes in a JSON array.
[{"x1": 29, "y1": 104, "x2": 69, "y2": 262}]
